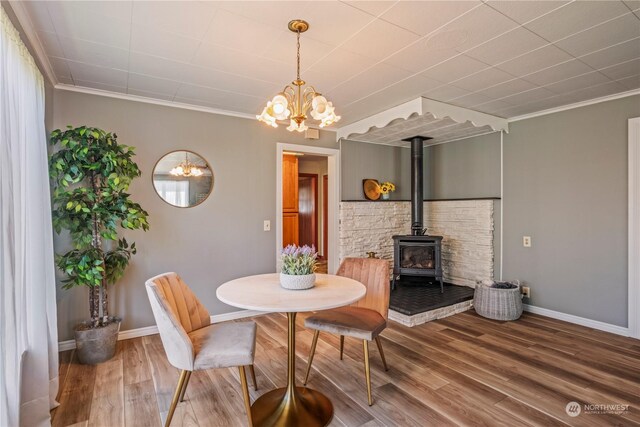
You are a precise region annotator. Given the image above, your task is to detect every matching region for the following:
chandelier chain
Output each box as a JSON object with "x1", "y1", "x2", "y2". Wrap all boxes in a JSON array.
[
  {"x1": 296, "y1": 30, "x2": 301, "y2": 81},
  {"x1": 256, "y1": 19, "x2": 340, "y2": 131}
]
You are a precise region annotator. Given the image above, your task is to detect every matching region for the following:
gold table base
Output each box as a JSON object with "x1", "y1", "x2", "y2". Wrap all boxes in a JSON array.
[
  {"x1": 251, "y1": 313, "x2": 333, "y2": 427},
  {"x1": 251, "y1": 386, "x2": 333, "y2": 426}
]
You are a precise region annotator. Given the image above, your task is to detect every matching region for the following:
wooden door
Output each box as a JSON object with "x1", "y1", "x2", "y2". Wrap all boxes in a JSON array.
[
  {"x1": 298, "y1": 174, "x2": 318, "y2": 249},
  {"x1": 283, "y1": 213, "x2": 299, "y2": 247},
  {"x1": 323, "y1": 174, "x2": 328, "y2": 259},
  {"x1": 282, "y1": 154, "x2": 298, "y2": 213}
]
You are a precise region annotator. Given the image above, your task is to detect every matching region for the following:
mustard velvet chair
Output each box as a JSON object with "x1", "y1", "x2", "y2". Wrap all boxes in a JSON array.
[
  {"x1": 145, "y1": 272, "x2": 257, "y2": 427},
  {"x1": 303, "y1": 258, "x2": 390, "y2": 405}
]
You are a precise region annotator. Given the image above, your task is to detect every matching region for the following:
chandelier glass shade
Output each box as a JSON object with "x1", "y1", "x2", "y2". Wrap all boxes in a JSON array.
[
  {"x1": 257, "y1": 20, "x2": 340, "y2": 132},
  {"x1": 169, "y1": 153, "x2": 203, "y2": 177}
]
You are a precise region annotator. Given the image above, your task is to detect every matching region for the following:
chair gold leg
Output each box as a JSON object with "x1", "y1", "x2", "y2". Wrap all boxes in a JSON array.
[
  {"x1": 178, "y1": 371, "x2": 192, "y2": 402},
  {"x1": 304, "y1": 330, "x2": 320, "y2": 385},
  {"x1": 339, "y1": 335, "x2": 345, "y2": 360},
  {"x1": 375, "y1": 336, "x2": 389, "y2": 372},
  {"x1": 239, "y1": 366, "x2": 253, "y2": 426},
  {"x1": 248, "y1": 365, "x2": 258, "y2": 391},
  {"x1": 363, "y1": 340, "x2": 373, "y2": 406},
  {"x1": 166, "y1": 370, "x2": 189, "y2": 427}
]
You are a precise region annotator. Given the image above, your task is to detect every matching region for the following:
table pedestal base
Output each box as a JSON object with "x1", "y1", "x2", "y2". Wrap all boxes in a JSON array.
[{"x1": 251, "y1": 386, "x2": 333, "y2": 427}]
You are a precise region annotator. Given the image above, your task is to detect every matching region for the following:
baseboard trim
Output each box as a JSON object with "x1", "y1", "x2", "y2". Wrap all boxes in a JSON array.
[
  {"x1": 57, "y1": 309, "x2": 269, "y2": 352},
  {"x1": 523, "y1": 304, "x2": 630, "y2": 337}
]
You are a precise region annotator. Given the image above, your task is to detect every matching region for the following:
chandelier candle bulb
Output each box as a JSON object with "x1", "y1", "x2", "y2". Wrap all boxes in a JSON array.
[
  {"x1": 169, "y1": 152, "x2": 203, "y2": 177},
  {"x1": 257, "y1": 19, "x2": 340, "y2": 132}
]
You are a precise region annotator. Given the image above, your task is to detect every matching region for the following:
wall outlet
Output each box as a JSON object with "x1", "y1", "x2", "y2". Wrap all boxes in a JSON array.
[
  {"x1": 263, "y1": 220, "x2": 271, "y2": 231},
  {"x1": 522, "y1": 286, "x2": 531, "y2": 298},
  {"x1": 523, "y1": 236, "x2": 532, "y2": 247}
]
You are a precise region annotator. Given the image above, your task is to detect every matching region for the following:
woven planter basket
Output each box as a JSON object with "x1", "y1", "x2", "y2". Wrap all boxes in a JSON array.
[{"x1": 474, "y1": 281, "x2": 523, "y2": 321}]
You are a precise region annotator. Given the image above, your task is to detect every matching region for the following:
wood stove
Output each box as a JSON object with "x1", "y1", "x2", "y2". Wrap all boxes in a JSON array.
[
  {"x1": 392, "y1": 135, "x2": 443, "y2": 292},
  {"x1": 392, "y1": 235, "x2": 443, "y2": 292}
]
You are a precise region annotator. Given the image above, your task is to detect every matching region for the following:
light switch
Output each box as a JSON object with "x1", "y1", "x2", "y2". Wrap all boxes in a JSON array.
[
  {"x1": 264, "y1": 220, "x2": 271, "y2": 231},
  {"x1": 523, "y1": 236, "x2": 531, "y2": 247}
]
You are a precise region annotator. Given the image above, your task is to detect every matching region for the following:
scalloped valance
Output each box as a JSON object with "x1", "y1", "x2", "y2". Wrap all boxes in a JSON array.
[{"x1": 337, "y1": 97, "x2": 508, "y2": 146}]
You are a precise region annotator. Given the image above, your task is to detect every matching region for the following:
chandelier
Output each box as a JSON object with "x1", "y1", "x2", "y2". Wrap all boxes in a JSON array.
[
  {"x1": 169, "y1": 152, "x2": 203, "y2": 177},
  {"x1": 257, "y1": 19, "x2": 340, "y2": 132}
]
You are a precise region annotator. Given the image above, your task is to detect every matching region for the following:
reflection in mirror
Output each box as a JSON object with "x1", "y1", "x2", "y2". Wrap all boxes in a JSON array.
[{"x1": 152, "y1": 151, "x2": 213, "y2": 208}]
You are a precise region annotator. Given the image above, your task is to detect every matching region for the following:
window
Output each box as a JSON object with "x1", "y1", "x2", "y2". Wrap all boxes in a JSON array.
[{"x1": 154, "y1": 179, "x2": 190, "y2": 207}]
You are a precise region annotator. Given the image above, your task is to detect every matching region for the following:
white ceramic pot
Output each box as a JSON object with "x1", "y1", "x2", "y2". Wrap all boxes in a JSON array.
[{"x1": 280, "y1": 272, "x2": 316, "y2": 290}]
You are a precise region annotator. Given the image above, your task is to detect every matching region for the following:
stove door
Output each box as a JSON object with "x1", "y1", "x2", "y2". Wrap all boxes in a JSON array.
[{"x1": 399, "y1": 244, "x2": 435, "y2": 270}]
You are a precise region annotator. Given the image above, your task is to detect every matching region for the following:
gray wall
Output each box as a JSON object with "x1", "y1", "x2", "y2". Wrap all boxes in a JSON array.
[
  {"x1": 50, "y1": 88, "x2": 638, "y2": 337},
  {"x1": 341, "y1": 134, "x2": 502, "y2": 281},
  {"x1": 340, "y1": 95, "x2": 639, "y2": 327},
  {"x1": 341, "y1": 134, "x2": 501, "y2": 200},
  {"x1": 52, "y1": 90, "x2": 337, "y2": 341},
  {"x1": 341, "y1": 139, "x2": 411, "y2": 200},
  {"x1": 503, "y1": 95, "x2": 640, "y2": 327},
  {"x1": 425, "y1": 133, "x2": 501, "y2": 199}
]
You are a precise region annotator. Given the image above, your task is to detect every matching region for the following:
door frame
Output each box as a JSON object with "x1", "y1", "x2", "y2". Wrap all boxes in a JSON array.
[
  {"x1": 323, "y1": 174, "x2": 328, "y2": 260},
  {"x1": 298, "y1": 173, "x2": 319, "y2": 250},
  {"x1": 629, "y1": 117, "x2": 640, "y2": 338},
  {"x1": 276, "y1": 143, "x2": 340, "y2": 274}
]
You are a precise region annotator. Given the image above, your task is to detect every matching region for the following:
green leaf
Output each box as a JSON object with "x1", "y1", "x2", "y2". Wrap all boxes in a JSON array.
[{"x1": 49, "y1": 125, "x2": 150, "y2": 296}]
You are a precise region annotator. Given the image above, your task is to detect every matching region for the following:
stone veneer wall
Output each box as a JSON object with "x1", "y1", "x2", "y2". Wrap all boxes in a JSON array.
[{"x1": 339, "y1": 200, "x2": 494, "y2": 287}]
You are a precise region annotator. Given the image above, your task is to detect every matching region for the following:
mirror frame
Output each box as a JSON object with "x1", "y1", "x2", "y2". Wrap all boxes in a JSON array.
[{"x1": 152, "y1": 149, "x2": 214, "y2": 208}]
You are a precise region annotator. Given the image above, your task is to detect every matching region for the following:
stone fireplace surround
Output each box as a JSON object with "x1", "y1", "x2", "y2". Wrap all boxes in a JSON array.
[{"x1": 339, "y1": 199, "x2": 495, "y2": 288}]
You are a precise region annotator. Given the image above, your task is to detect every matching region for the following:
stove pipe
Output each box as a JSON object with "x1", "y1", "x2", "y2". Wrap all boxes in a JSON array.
[{"x1": 402, "y1": 135, "x2": 432, "y2": 236}]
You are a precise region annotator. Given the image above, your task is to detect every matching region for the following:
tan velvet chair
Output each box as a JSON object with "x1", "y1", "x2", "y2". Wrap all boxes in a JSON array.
[
  {"x1": 145, "y1": 272, "x2": 257, "y2": 427},
  {"x1": 303, "y1": 258, "x2": 390, "y2": 405}
]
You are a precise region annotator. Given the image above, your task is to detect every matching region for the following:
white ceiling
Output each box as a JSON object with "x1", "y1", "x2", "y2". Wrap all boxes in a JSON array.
[{"x1": 16, "y1": 0, "x2": 640, "y2": 125}]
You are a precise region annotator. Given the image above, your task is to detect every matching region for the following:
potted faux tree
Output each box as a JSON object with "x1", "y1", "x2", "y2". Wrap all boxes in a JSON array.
[{"x1": 50, "y1": 126, "x2": 149, "y2": 364}]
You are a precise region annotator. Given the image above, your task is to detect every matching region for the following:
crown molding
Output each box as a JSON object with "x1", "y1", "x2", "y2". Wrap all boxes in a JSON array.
[
  {"x1": 7, "y1": 0, "x2": 58, "y2": 85},
  {"x1": 508, "y1": 88, "x2": 640, "y2": 123},
  {"x1": 55, "y1": 84, "x2": 336, "y2": 133},
  {"x1": 55, "y1": 83, "x2": 258, "y2": 120}
]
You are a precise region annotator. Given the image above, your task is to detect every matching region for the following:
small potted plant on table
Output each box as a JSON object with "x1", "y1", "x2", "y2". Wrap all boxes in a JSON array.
[
  {"x1": 50, "y1": 126, "x2": 149, "y2": 364},
  {"x1": 280, "y1": 245, "x2": 318, "y2": 290}
]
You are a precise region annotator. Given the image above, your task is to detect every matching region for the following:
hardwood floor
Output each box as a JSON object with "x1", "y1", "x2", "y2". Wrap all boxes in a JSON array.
[{"x1": 51, "y1": 311, "x2": 640, "y2": 427}]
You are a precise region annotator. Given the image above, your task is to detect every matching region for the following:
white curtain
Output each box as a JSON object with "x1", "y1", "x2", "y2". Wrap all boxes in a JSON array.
[
  {"x1": 0, "y1": 6, "x2": 59, "y2": 427},
  {"x1": 154, "y1": 179, "x2": 190, "y2": 207}
]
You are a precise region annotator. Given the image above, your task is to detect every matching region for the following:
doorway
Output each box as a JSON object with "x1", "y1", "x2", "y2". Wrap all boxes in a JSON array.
[
  {"x1": 323, "y1": 174, "x2": 328, "y2": 260},
  {"x1": 276, "y1": 143, "x2": 340, "y2": 274},
  {"x1": 298, "y1": 173, "x2": 318, "y2": 249}
]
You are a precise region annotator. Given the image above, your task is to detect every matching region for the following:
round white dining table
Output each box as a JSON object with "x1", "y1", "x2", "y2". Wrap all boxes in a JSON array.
[{"x1": 217, "y1": 273, "x2": 366, "y2": 427}]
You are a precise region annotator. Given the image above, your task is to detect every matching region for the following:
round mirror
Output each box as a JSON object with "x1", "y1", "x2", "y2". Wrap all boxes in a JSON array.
[{"x1": 152, "y1": 150, "x2": 213, "y2": 208}]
